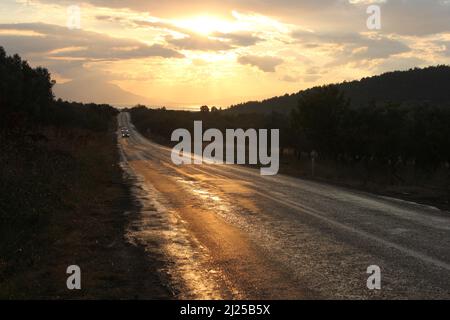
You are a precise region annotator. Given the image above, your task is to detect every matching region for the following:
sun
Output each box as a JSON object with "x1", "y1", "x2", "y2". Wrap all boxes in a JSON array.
[{"x1": 173, "y1": 15, "x2": 237, "y2": 35}]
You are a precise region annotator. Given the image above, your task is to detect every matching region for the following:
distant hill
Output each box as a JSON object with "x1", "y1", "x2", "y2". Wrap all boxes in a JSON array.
[
  {"x1": 226, "y1": 65, "x2": 450, "y2": 114},
  {"x1": 54, "y1": 78, "x2": 152, "y2": 106}
]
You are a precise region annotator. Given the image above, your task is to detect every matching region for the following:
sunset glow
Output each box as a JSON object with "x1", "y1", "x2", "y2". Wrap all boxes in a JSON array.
[
  {"x1": 174, "y1": 15, "x2": 239, "y2": 35},
  {"x1": 1, "y1": 0, "x2": 449, "y2": 108}
]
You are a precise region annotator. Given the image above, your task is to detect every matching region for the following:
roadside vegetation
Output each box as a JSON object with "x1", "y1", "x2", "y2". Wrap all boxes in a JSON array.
[{"x1": 0, "y1": 47, "x2": 169, "y2": 298}]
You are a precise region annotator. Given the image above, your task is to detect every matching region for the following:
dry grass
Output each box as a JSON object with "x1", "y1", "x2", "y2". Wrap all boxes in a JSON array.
[{"x1": 0, "y1": 123, "x2": 170, "y2": 299}]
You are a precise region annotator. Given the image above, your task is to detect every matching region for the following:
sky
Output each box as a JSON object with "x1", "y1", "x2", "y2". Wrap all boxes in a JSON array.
[{"x1": 0, "y1": 0, "x2": 449, "y2": 109}]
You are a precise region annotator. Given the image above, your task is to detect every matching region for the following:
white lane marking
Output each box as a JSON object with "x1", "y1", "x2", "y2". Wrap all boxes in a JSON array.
[{"x1": 254, "y1": 191, "x2": 450, "y2": 272}]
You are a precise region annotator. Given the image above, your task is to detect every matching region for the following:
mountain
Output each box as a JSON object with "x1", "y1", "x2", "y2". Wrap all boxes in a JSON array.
[
  {"x1": 226, "y1": 65, "x2": 450, "y2": 114},
  {"x1": 54, "y1": 78, "x2": 151, "y2": 107}
]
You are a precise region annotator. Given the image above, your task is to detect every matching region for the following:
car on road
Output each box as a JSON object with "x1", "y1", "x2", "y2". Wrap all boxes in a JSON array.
[{"x1": 120, "y1": 127, "x2": 130, "y2": 138}]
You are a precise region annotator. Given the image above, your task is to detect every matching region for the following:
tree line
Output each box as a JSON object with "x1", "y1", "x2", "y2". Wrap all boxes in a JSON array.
[
  {"x1": 227, "y1": 65, "x2": 450, "y2": 115},
  {"x1": 290, "y1": 85, "x2": 450, "y2": 168},
  {"x1": 130, "y1": 77, "x2": 450, "y2": 170},
  {"x1": 0, "y1": 46, "x2": 118, "y2": 134}
]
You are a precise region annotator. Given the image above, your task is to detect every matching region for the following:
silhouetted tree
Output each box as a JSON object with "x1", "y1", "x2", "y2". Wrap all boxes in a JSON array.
[
  {"x1": 200, "y1": 105, "x2": 210, "y2": 113},
  {"x1": 0, "y1": 46, "x2": 117, "y2": 132},
  {"x1": 291, "y1": 85, "x2": 349, "y2": 157}
]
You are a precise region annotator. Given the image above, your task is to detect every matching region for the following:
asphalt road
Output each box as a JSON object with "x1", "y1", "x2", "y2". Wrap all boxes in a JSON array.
[{"x1": 118, "y1": 112, "x2": 450, "y2": 299}]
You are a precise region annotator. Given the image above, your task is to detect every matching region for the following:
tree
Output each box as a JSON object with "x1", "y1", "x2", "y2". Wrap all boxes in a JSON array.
[
  {"x1": 291, "y1": 85, "x2": 349, "y2": 157},
  {"x1": 200, "y1": 105, "x2": 210, "y2": 113}
]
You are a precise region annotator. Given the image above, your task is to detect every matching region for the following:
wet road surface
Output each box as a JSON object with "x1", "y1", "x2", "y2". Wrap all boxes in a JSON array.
[{"x1": 118, "y1": 112, "x2": 450, "y2": 299}]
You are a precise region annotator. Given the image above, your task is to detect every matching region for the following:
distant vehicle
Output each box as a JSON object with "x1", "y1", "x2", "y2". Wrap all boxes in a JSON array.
[{"x1": 121, "y1": 127, "x2": 130, "y2": 138}]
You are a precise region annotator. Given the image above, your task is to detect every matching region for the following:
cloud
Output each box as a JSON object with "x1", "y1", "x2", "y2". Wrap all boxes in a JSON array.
[
  {"x1": 166, "y1": 34, "x2": 233, "y2": 51},
  {"x1": 379, "y1": 0, "x2": 450, "y2": 36},
  {"x1": 123, "y1": 19, "x2": 264, "y2": 50},
  {"x1": 280, "y1": 75, "x2": 298, "y2": 82},
  {"x1": 95, "y1": 15, "x2": 126, "y2": 23},
  {"x1": 237, "y1": 55, "x2": 283, "y2": 72},
  {"x1": 0, "y1": 23, "x2": 183, "y2": 60},
  {"x1": 132, "y1": 19, "x2": 189, "y2": 34},
  {"x1": 8, "y1": 0, "x2": 448, "y2": 107},
  {"x1": 439, "y1": 42, "x2": 450, "y2": 57},
  {"x1": 0, "y1": 22, "x2": 184, "y2": 106},
  {"x1": 98, "y1": 18, "x2": 260, "y2": 51},
  {"x1": 165, "y1": 31, "x2": 263, "y2": 52},
  {"x1": 212, "y1": 31, "x2": 264, "y2": 46},
  {"x1": 39, "y1": 0, "x2": 450, "y2": 37},
  {"x1": 292, "y1": 30, "x2": 410, "y2": 64},
  {"x1": 374, "y1": 56, "x2": 426, "y2": 74}
]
